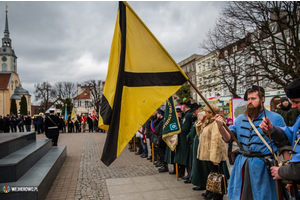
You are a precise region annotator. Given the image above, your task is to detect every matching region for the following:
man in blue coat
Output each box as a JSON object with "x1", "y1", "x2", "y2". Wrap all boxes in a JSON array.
[
  {"x1": 215, "y1": 85, "x2": 286, "y2": 200},
  {"x1": 260, "y1": 78, "x2": 300, "y2": 199}
]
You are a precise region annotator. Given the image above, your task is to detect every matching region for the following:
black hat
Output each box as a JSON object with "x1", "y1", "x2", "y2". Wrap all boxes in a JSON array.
[
  {"x1": 284, "y1": 78, "x2": 300, "y2": 99},
  {"x1": 280, "y1": 97, "x2": 289, "y2": 103},
  {"x1": 157, "y1": 108, "x2": 165, "y2": 115},
  {"x1": 180, "y1": 98, "x2": 191, "y2": 106},
  {"x1": 244, "y1": 85, "x2": 265, "y2": 101},
  {"x1": 176, "y1": 108, "x2": 182, "y2": 113},
  {"x1": 190, "y1": 103, "x2": 201, "y2": 113}
]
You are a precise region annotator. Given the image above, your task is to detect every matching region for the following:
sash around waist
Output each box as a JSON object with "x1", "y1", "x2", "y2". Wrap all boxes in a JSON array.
[{"x1": 238, "y1": 151, "x2": 273, "y2": 158}]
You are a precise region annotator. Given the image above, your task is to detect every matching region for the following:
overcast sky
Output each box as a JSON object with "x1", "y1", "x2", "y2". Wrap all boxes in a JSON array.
[{"x1": 0, "y1": 1, "x2": 226, "y2": 104}]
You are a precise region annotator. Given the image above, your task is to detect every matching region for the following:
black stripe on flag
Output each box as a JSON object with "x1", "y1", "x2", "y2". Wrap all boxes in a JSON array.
[
  {"x1": 99, "y1": 95, "x2": 112, "y2": 125},
  {"x1": 101, "y1": 1, "x2": 127, "y2": 166},
  {"x1": 124, "y1": 71, "x2": 187, "y2": 87}
]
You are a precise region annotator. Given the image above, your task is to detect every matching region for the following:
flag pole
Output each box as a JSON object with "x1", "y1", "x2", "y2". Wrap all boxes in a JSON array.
[
  {"x1": 176, "y1": 163, "x2": 179, "y2": 181},
  {"x1": 152, "y1": 143, "x2": 154, "y2": 162},
  {"x1": 187, "y1": 79, "x2": 244, "y2": 151},
  {"x1": 175, "y1": 149, "x2": 179, "y2": 181},
  {"x1": 133, "y1": 136, "x2": 136, "y2": 152}
]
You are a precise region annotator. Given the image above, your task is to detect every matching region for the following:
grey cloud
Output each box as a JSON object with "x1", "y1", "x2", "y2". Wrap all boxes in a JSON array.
[{"x1": 0, "y1": 1, "x2": 225, "y2": 102}]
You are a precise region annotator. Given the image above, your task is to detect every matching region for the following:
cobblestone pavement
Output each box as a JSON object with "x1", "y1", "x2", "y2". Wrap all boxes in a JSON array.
[
  {"x1": 39, "y1": 131, "x2": 159, "y2": 200},
  {"x1": 38, "y1": 131, "x2": 236, "y2": 200}
]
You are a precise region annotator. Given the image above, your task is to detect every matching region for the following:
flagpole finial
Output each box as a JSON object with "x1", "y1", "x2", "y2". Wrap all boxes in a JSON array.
[{"x1": 5, "y1": 4, "x2": 8, "y2": 13}]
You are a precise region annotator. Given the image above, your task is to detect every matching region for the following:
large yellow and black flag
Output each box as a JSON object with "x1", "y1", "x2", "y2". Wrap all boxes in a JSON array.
[{"x1": 99, "y1": 1, "x2": 188, "y2": 166}]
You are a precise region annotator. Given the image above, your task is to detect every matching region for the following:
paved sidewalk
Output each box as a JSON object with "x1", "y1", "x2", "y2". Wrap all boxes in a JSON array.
[{"x1": 36, "y1": 132, "x2": 230, "y2": 200}]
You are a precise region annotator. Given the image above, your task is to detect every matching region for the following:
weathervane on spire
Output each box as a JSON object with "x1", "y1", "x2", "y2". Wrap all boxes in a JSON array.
[{"x1": 5, "y1": 4, "x2": 8, "y2": 13}]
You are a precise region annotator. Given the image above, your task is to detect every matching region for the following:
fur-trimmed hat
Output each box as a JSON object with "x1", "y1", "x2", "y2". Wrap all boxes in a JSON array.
[{"x1": 203, "y1": 104, "x2": 220, "y2": 114}]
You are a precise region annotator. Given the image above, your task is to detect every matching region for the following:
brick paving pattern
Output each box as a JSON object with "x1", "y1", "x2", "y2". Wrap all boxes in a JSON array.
[{"x1": 42, "y1": 131, "x2": 159, "y2": 200}]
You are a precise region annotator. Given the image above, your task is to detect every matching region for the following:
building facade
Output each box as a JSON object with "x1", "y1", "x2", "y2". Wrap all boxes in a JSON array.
[
  {"x1": 178, "y1": 54, "x2": 202, "y2": 101},
  {"x1": 195, "y1": 51, "x2": 221, "y2": 102}
]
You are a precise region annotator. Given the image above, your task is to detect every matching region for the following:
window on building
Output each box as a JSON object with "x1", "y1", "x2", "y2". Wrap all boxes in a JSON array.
[
  {"x1": 207, "y1": 62, "x2": 211, "y2": 68},
  {"x1": 187, "y1": 65, "x2": 190, "y2": 73},
  {"x1": 233, "y1": 45, "x2": 237, "y2": 52},
  {"x1": 85, "y1": 101, "x2": 89, "y2": 108},
  {"x1": 212, "y1": 60, "x2": 215, "y2": 67},
  {"x1": 224, "y1": 50, "x2": 228, "y2": 57},
  {"x1": 193, "y1": 92, "x2": 196, "y2": 100},
  {"x1": 191, "y1": 63, "x2": 194, "y2": 71},
  {"x1": 192, "y1": 75, "x2": 195, "y2": 84},
  {"x1": 78, "y1": 101, "x2": 81, "y2": 107},
  {"x1": 199, "y1": 78, "x2": 202, "y2": 86},
  {"x1": 2, "y1": 63, "x2": 7, "y2": 71}
]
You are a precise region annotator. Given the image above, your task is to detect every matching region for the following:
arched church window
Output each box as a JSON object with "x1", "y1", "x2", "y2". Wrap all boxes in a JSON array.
[
  {"x1": 2, "y1": 63, "x2": 7, "y2": 71},
  {"x1": 15, "y1": 80, "x2": 18, "y2": 87},
  {"x1": 11, "y1": 81, "x2": 14, "y2": 91}
]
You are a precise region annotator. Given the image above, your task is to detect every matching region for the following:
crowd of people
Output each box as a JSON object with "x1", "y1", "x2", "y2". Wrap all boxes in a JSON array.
[
  {"x1": 0, "y1": 112, "x2": 104, "y2": 134},
  {"x1": 129, "y1": 78, "x2": 300, "y2": 200}
]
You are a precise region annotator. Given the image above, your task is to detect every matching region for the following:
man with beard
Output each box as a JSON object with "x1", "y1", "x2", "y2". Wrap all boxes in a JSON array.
[
  {"x1": 260, "y1": 78, "x2": 300, "y2": 199},
  {"x1": 215, "y1": 85, "x2": 286, "y2": 200}
]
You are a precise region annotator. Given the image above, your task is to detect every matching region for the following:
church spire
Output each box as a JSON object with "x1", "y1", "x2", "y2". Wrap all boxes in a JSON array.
[
  {"x1": 4, "y1": 4, "x2": 9, "y2": 39},
  {"x1": 2, "y1": 4, "x2": 11, "y2": 47}
]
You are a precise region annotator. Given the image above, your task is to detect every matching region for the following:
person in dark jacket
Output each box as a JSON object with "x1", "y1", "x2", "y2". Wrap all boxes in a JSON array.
[
  {"x1": 145, "y1": 111, "x2": 157, "y2": 161},
  {"x1": 174, "y1": 98, "x2": 193, "y2": 179},
  {"x1": 153, "y1": 108, "x2": 168, "y2": 172},
  {"x1": 35, "y1": 114, "x2": 43, "y2": 134},
  {"x1": 24, "y1": 115, "x2": 32, "y2": 132},
  {"x1": 276, "y1": 97, "x2": 299, "y2": 126},
  {"x1": 45, "y1": 108, "x2": 60, "y2": 146},
  {"x1": 16, "y1": 115, "x2": 24, "y2": 132},
  {"x1": 4, "y1": 115, "x2": 10, "y2": 133},
  {"x1": 0, "y1": 115, "x2": 4, "y2": 133},
  {"x1": 75, "y1": 114, "x2": 81, "y2": 133},
  {"x1": 10, "y1": 115, "x2": 17, "y2": 133}
]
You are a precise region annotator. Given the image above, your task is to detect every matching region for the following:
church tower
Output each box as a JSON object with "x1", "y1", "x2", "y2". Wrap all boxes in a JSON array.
[
  {"x1": 0, "y1": 6, "x2": 17, "y2": 73},
  {"x1": 0, "y1": 5, "x2": 31, "y2": 116}
]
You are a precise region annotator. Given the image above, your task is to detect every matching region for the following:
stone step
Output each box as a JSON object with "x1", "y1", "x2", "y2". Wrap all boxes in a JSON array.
[
  {"x1": 0, "y1": 139, "x2": 52, "y2": 183},
  {"x1": 0, "y1": 132, "x2": 36, "y2": 159},
  {"x1": 0, "y1": 146, "x2": 67, "y2": 200}
]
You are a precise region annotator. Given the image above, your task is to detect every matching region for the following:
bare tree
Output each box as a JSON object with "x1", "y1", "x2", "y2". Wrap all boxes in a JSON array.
[
  {"x1": 201, "y1": 1, "x2": 300, "y2": 95},
  {"x1": 222, "y1": 1, "x2": 300, "y2": 88},
  {"x1": 34, "y1": 81, "x2": 56, "y2": 112},
  {"x1": 54, "y1": 82, "x2": 77, "y2": 99},
  {"x1": 201, "y1": 14, "x2": 250, "y2": 97},
  {"x1": 82, "y1": 80, "x2": 103, "y2": 113}
]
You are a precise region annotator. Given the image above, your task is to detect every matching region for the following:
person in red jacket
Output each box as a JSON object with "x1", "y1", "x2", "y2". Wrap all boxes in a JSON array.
[{"x1": 81, "y1": 114, "x2": 87, "y2": 132}]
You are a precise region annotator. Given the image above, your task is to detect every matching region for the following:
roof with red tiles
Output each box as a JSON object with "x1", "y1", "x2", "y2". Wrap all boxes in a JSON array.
[
  {"x1": 73, "y1": 88, "x2": 90, "y2": 100},
  {"x1": 0, "y1": 74, "x2": 11, "y2": 89}
]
